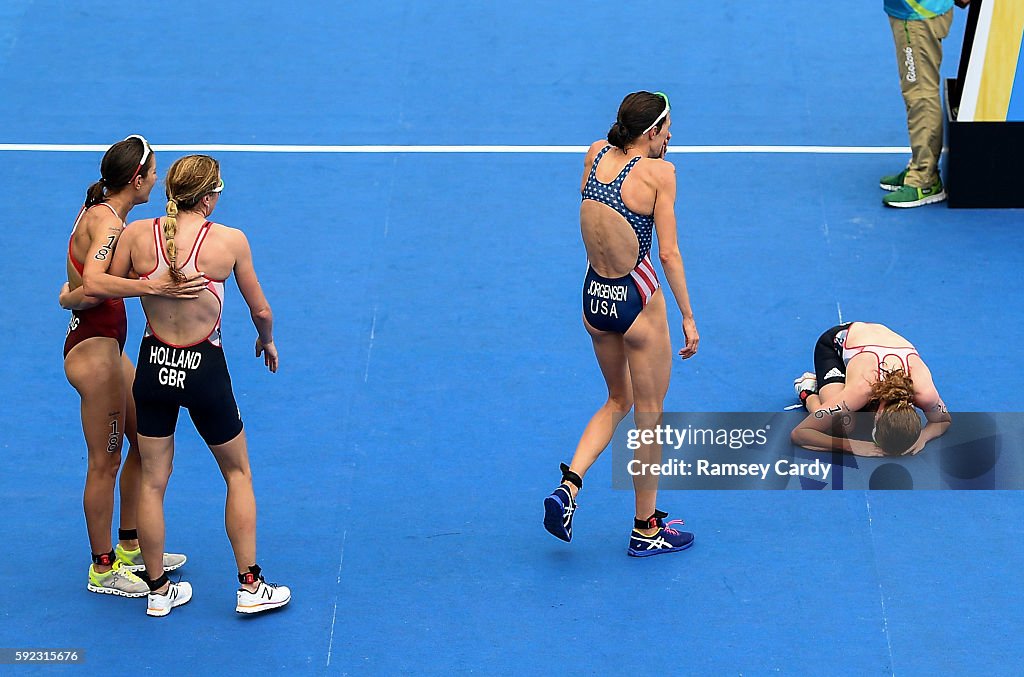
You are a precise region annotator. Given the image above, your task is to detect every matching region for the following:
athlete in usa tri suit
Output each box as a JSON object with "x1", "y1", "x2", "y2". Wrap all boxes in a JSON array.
[
  {"x1": 791, "y1": 321, "x2": 951, "y2": 456},
  {"x1": 60, "y1": 136, "x2": 203, "y2": 598},
  {"x1": 543, "y1": 91, "x2": 700, "y2": 557},
  {"x1": 106, "y1": 154, "x2": 290, "y2": 617}
]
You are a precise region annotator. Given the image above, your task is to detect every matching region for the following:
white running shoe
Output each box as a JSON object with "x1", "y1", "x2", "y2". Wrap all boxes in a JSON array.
[
  {"x1": 115, "y1": 544, "x2": 187, "y2": 573},
  {"x1": 87, "y1": 561, "x2": 149, "y2": 598},
  {"x1": 793, "y1": 372, "x2": 817, "y2": 397},
  {"x1": 236, "y1": 578, "x2": 291, "y2": 615},
  {"x1": 146, "y1": 581, "x2": 193, "y2": 617}
]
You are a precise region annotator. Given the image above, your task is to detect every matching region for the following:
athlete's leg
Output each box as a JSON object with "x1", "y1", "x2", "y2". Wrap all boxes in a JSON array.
[
  {"x1": 798, "y1": 325, "x2": 858, "y2": 443},
  {"x1": 807, "y1": 325, "x2": 849, "y2": 411},
  {"x1": 117, "y1": 354, "x2": 141, "y2": 551},
  {"x1": 65, "y1": 338, "x2": 127, "y2": 571},
  {"x1": 804, "y1": 383, "x2": 844, "y2": 411},
  {"x1": 803, "y1": 383, "x2": 858, "y2": 440},
  {"x1": 207, "y1": 430, "x2": 258, "y2": 576},
  {"x1": 136, "y1": 434, "x2": 175, "y2": 586},
  {"x1": 564, "y1": 315, "x2": 635, "y2": 496},
  {"x1": 622, "y1": 291, "x2": 672, "y2": 530}
]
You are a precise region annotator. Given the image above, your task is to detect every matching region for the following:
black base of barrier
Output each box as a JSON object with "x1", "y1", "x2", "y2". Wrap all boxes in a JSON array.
[{"x1": 944, "y1": 77, "x2": 1024, "y2": 209}]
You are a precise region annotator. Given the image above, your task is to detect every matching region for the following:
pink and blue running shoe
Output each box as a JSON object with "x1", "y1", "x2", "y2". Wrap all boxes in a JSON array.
[{"x1": 627, "y1": 511, "x2": 694, "y2": 557}]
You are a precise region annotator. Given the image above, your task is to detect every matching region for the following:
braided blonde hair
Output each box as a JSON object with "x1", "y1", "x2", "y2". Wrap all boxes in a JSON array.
[{"x1": 163, "y1": 155, "x2": 221, "y2": 283}]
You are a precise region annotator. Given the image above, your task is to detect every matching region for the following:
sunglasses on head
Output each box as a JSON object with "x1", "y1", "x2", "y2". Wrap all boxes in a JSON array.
[
  {"x1": 124, "y1": 134, "x2": 152, "y2": 183},
  {"x1": 641, "y1": 92, "x2": 671, "y2": 135}
]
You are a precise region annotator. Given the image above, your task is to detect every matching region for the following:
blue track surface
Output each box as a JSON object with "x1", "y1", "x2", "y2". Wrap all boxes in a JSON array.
[{"x1": 2, "y1": 2, "x2": 1023, "y2": 675}]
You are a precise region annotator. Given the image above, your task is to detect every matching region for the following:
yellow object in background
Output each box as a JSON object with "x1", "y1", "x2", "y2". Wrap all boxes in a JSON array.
[{"x1": 958, "y1": 0, "x2": 1024, "y2": 121}]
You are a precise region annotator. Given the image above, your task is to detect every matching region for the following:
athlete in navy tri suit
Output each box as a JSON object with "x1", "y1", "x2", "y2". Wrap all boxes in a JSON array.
[
  {"x1": 543, "y1": 91, "x2": 700, "y2": 557},
  {"x1": 59, "y1": 136, "x2": 201, "y2": 598},
  {"x1": 105, "y1": 154, "x2": 290, "y2": 617},
  {"x1": 791, "y1": 321, "x2": 950, "y2": 456}
]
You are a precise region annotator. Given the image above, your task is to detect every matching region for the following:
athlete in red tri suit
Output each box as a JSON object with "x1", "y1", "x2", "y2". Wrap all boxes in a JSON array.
[{"x1": 59, "y1": 136, "x2": 204, "y2": 597}]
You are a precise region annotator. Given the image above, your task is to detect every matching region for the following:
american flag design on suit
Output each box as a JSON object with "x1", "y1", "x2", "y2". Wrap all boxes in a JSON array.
[{"x1": 629, "y1": 254, "x2": 659, "y2": 307}]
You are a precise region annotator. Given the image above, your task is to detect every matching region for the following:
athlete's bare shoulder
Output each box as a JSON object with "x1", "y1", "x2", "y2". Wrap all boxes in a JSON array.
[
  {"x1": 584, "y1": 140, "x2": 607, "y2": 165},
  {"x1": 209, "y1": 223, "x2": 249, "y2": 251},
  {"x1": 581, "y1": 141, "x2": 611, "y2": 192},
  {"x1": 124, "y1": 217, "x2": 154, "y2": 234},
  {"x1": 644, "y1": 156, "x2": 675, "y2": 173},
  {"x1": 208, "y1": 221, "x2": 241, "y2": 237},
  {"x1": 118, "y1": 218, "x2": 151, "y2": 246},
  {"x1": 913, "y1": 384, "x2": 942, "y2": 410},
  {"x1": 638, "y1": 157, "x2": 676, "y2": 188},
  {"x1": 80, "y1": 203, "x2": 122, "y2": 237}
]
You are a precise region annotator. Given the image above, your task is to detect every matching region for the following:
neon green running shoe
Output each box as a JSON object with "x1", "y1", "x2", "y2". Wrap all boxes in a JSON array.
[
  {"x1": 87, "y1": 560, "x2": 149, "y2": 598},
  {"x1": 882, "y1": 178, "x2": 946, "y2": 208},
  {"x1": 879, "y1": 167, "x2": 909, "y2": 192},
  {"x1": 115, "y1": 544, "x2": 187, "y2": 573}
]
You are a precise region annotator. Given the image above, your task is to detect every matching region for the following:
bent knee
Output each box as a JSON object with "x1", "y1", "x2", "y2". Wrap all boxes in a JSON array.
[
  {"x1": 632, "y1": 406, "x2": 665, "y2": 430},
  {"x1": 607, "y1": 393, "x2": 634, "y2": 414},
  {"x1": 633, "y1": 400, "x2": 664, "y2": 415}
]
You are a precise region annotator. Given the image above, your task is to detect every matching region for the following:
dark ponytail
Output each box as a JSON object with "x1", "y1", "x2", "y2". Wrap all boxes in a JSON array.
[
  {"x1": 84, "y1": 178, "x2": 107, "y2": 208},
  {"x1": 607, "y1": 91, "x2": 670, "y2": 150},
  {"x1": 607, "y1": 120, "x2": 633, "y2": 150},
  {"x1": 82, "y1": 136, "x2": 152, "y2": 207}
]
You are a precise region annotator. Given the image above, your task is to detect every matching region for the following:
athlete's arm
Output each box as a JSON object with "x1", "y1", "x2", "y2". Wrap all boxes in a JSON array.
[
  {"x1": 59, "y1": 282, "x2": 94, "y2": 311},
  {"x1": 84, "y1": 218, "x2": 205, "y2": 300},
  {"x1": 791, "y1": 388, "x2": 881, "y2": 455},
  {"x1": 230, "y1": 228, "x2": 277, "y2": 373},
  {"x1": 579, "y1": 141, "x2": 605, "y2": 194},
  {"x1": 904, "y1": 391, "x2": 951, "y2": 455},
  {"x1": 81, "y1": 214, "x2": 155, "y2": 298},
  {"x1": 650, "y1": 160, "x2": 698, "y2": 359}
]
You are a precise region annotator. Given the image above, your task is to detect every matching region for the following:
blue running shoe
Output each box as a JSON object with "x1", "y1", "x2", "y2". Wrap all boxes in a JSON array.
[
  {"x1": 543, "y1": 485, "x2": 576, "y2": 542},
  {"x1": 627, "y1": 518, "x2": 694, "y2": 557}
]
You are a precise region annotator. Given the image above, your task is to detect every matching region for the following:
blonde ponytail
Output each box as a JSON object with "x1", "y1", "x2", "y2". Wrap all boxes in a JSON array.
[
  {"x1": 870, "y1": 369, "x2": 915, "y2": 406},
  {"x1": 163, "y1": 198, "x2": 186, "y2": 283},
  {"x1": 871, "y1": 369, "x2": 921, "y2": 455},
  {"x1": 161, "y1": 154, "x2": 221, "y2": 286}
]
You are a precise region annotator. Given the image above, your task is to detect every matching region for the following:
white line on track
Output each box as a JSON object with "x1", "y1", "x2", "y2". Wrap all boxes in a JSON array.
[
  {"x1": 326, "y1": 529, "x2": 348, "y2": 669},
  {"x1": 0, "y1": 143, "x2": 911, "y2": 154},
  {"x1": 865, "y1": 496, "x2": 897, "y2": 677}
]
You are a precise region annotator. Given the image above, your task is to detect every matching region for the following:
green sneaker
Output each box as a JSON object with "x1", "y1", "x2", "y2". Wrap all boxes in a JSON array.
[
  {"x1": 115, "y1": 543, "x2": 187, "y2": 573},
  {"x1": 879, "y1": 167, "x2": 909, "y2": 191},
  {"x1": 87, "y1": 560, "x2": 149, "y2": 598},
  {"x1": 882, "y1": 178, "x2": 946, "y2": 208}
]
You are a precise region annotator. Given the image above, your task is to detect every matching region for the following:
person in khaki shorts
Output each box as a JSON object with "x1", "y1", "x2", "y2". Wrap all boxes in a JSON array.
[{"x1": 880, "y1": 0, "x2": 968, "y2": 208}]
